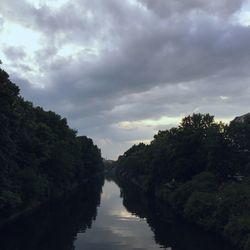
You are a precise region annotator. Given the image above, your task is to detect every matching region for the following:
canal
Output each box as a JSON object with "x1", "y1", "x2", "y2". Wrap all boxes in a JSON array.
[{"x1": 0, "y1": 179, "x2": 236, "y2": 250}]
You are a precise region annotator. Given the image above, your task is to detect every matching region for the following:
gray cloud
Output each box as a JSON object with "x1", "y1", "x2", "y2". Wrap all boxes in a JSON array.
[
  {"x1": 3, "y1": 46, "x2": 26, "y2": 60},
  {"x1": 139, "y1": 0, "x2": 245, "y2": 17},
  {"x1": 0, "y1": 17, "x2": 4, "y2": 31},
  {"x1": 1, "y1": 0, "x2": 250, "y2": 159}
]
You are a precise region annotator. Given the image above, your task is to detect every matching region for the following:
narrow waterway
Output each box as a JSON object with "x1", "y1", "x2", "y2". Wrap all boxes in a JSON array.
[
  {"x1": 73, "y1": 180, "x2": 235, "y2": 250},
  {"x1": 74, "y1": 180, "x2": 164, "y2": 249},
  {"x1": 0, "y1": 179, "x2": 236, "y2": 250}
]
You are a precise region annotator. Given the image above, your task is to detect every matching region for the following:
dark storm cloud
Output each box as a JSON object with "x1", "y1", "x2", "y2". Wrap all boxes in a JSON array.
[
  {"x1": 1, "y1": 0, "x2": 250, "y2": 158},
  {"x1": 139, "y1": 0, "x2": 245, "y2": 17},
  {"x1": 35, "y1": 20, "x2": 250, "y2": 120}
]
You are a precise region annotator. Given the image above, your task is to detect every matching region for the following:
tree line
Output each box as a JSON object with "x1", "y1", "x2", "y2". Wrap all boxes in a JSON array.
[
  {"x1": 0, "y1": 66, "x2": 103, "y2": 219},
  {"x1": 116, "y1": 113, "x2": 250, "y2": 250}
]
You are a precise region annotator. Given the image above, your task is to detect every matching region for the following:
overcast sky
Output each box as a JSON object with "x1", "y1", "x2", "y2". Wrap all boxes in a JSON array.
[{"x1": 1, "y1": 0, "x2": 250, "y2": 159}]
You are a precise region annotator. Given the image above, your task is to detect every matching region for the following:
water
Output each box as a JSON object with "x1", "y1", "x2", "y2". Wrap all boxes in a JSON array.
[
  {"x1": 0, "y1": 179, "x2": 236, "y2": 250},
  {"x1": 74, "y1": 180, "x2": 163, "y2": 249}
]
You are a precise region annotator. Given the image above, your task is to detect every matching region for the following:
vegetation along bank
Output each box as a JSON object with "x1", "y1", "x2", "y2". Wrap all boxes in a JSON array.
[
  {"x1": 116, "y1": 113, "x2": 250, "y2": 250},
  {"x1": 0, "y1": 65, "x2": 103, "y2": 222}
]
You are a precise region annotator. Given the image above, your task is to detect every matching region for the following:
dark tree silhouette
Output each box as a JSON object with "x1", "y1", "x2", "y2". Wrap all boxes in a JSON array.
[{"x1": 0, "y1": 65, "x2": 103, "y2": 219}]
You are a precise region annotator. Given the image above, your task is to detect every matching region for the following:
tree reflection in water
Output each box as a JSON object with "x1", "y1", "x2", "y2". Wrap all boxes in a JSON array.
[
  {"x1": 0, "y1": 179, "x2": 237, "y2": 250},
  {"x1": 119, "y1": 181, "x2": 236, "y2": 250},
  {"x1": 0, "y1": 178, "x2": 104, "y2": 250}
]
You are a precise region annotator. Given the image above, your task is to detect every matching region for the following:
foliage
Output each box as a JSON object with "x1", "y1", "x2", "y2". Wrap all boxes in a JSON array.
[
  {"x1": 116, "y1": 112, "x2": 250, "y2": 248},
  {"x1": 0, "y1": 66, "x2": 103, "y2": 218}
]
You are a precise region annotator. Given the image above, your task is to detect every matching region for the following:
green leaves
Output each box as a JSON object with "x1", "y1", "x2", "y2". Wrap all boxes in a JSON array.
[
  {"x1": 0, "y1": 66, "x2": 103, "y2": 219},
  {"x1": 116, "y1": 112, "x2": 250, "y2": 249}
]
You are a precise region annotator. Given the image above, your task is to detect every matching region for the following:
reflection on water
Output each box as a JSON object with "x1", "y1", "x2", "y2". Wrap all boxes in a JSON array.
[
  {"x1": 75, "y1": 180, "x2": 235, "y2": 250},
  {"x1": 75, "y1": 180, "x2": 163, "y2": 250},
  {"x1": 0, "y1": 179, "x2": 103, "y2": 250},
  {"x1": 0, "y1": 179, "x2": 236, "y2": 250},
  {"x1": 119, "y1": 181, "x2": 236, "y2": 250}
]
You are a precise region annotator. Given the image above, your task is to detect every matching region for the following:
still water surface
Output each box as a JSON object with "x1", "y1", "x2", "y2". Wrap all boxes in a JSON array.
[
  {"x1": 74, "y1": 180, "x2": 164, "y2": 249},
  {"x1": 0, "y1": 180, "x2": 236, "y2": 250},
  {"x1": 74, "y1": 180, "x2": 235, "y2": 250}
]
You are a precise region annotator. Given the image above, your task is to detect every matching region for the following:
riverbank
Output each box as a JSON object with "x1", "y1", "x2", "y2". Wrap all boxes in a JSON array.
[
  {"x1": 115, "y1": 177, "x2": 236, "y2": 250},
  {"x1": 0, "y1": 177, "x2": 104, "y2": 250},
  {"x1": 115, "y1": 114, "x2": 250, "y2": 250},
  {"x1": 0, "y1": 66, "x2": 103, "y2": 222},
  {"x1": 0, "y1": 178, "x2": 239, "y2": 250},
  {"x1": 116, "y1": 173, "x2": 245, "y2": 250},
  {"x1": 0, "y1": 174, "x2": 104, "y2": 229}
]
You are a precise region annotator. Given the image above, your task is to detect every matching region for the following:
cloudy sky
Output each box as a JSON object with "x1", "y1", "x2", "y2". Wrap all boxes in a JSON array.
[{"x1": 1, "y1": 0, "x2": 250, "y2": 159}]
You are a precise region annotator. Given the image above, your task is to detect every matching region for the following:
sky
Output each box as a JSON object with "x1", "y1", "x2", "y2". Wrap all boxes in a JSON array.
[{"x1": 1, "y1": 0, "x2": 250, "y2": 159}]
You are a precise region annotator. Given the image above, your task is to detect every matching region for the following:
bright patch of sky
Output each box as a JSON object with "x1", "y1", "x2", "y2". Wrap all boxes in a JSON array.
[
  {"x1": 57, "y1": 44, "x2": 82, "y2": 58},
  {"x1": 0, "y1": 21, "x2": 41, "y2": 57},
  {"x1": 116, "y1": 115, "x2": 232, "y2": 132},
  {"x1": 128, "y1": 0, "x2": 148, "y2": 11},
  {"x1": 219, "y1": 96, "x2": 230, "y2": 101},
  {"x1": 235, "y1": 0, "x2": 250, "y2": 26},
  {"x1": 128, "y1": 139, "x2": 151, "y2": 145},
  {"x1": 117, "y1": 116, "x2": 182, "y2": 130},
  {"x1": 0, "y1": 19, "x2": 42, "y2": 82},
  {"x1": 26, "y1": 0, "x2": 69, "y2": 9}
]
